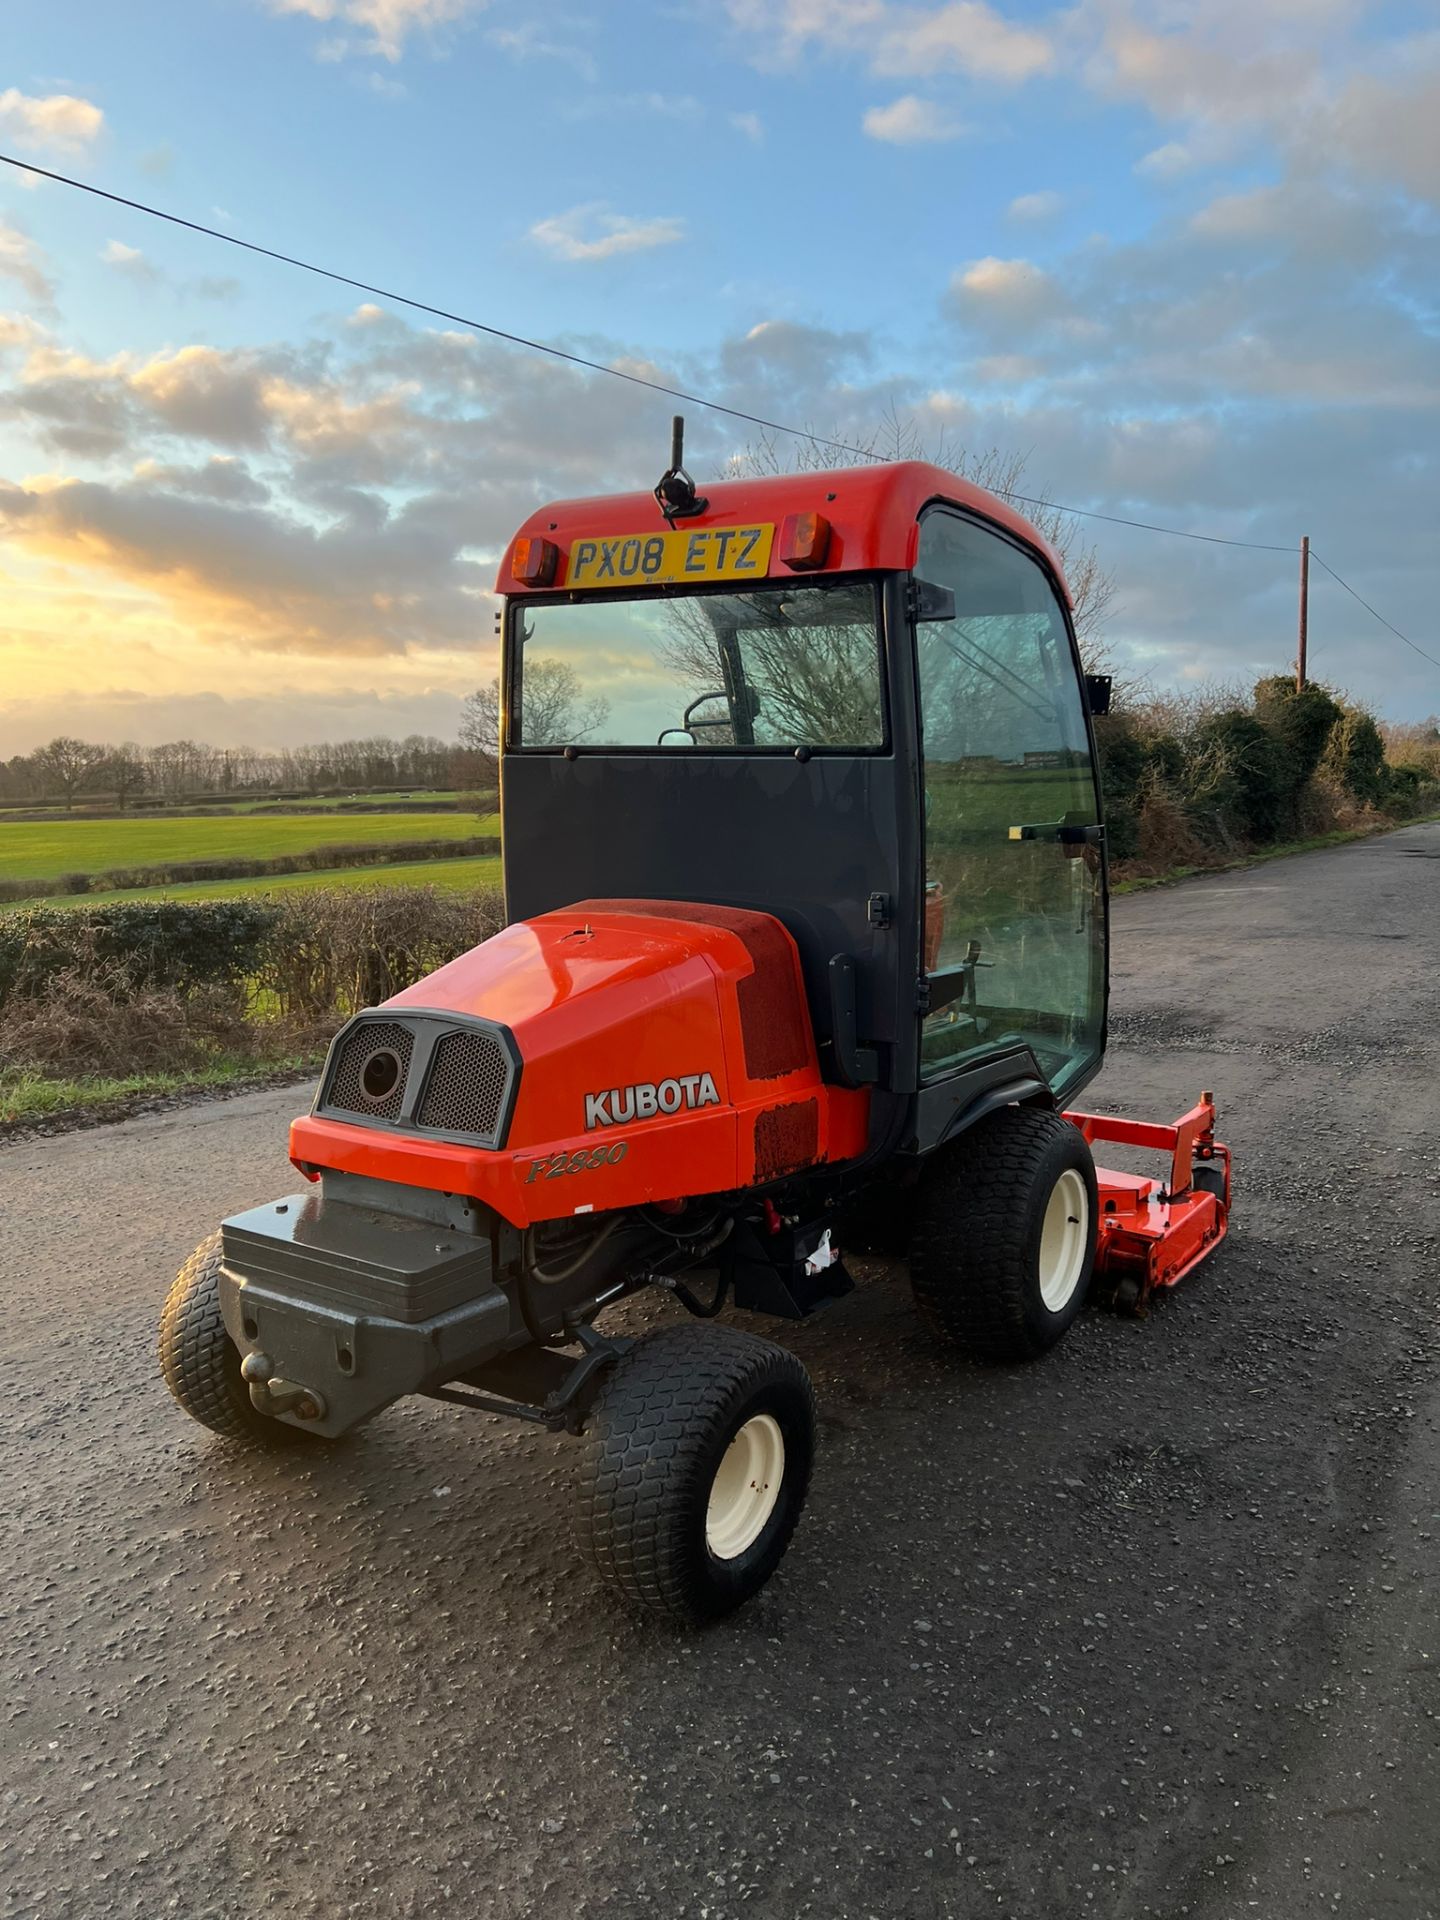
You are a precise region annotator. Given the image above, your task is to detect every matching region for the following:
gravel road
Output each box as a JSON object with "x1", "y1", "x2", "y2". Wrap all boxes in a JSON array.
[{"x1": 4, "y1": 823, "x2": 1438, "y2": 1920}]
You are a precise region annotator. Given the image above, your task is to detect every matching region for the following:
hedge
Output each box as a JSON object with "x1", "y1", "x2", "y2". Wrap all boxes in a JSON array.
[
  {"x1": 0, "y1": 900, "x2": 279, "y2": 1008},
  {"x1": 0, "y1": 887, "x2": 508, "y2": 1030}
]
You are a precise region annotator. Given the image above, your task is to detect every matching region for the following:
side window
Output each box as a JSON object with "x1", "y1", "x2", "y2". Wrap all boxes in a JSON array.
[{"x1": 915, "y1": 510, "x2": 1104, "y2": 1094}]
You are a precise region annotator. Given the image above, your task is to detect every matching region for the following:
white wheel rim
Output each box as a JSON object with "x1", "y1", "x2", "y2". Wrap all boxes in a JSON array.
[
  {"x1": 705, "y1": 1414, "x2": 785, "y2": 1561},
  {"x1": 1038, "y1": 1168, "x2": 1090, "y2": 1312}
]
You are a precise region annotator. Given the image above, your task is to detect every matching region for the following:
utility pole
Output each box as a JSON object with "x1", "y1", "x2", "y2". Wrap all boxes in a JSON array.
[{"x1": 1297, "y1": 534, "x2": 1310, "y2": 691}]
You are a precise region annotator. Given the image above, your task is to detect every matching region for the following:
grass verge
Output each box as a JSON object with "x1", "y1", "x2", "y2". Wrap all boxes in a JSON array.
[
  {"x1": 1112, "y1": 810, "x2": 1440, "y2": 894},
  {"x1": 1, "y1": 1053, "x2": 322, "y2": 1135}
]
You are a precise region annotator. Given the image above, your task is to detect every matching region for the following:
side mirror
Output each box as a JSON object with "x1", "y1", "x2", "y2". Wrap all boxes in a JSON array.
[
  {"x1": 657, "y1": 727, "x2": 696, "y2": 747},
  {"x1": 1084, "y1": 674, "x2": 1113, "y2": 717}
]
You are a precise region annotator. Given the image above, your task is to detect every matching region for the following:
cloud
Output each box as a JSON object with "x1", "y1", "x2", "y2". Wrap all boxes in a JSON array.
[
  {"x1": 266, "y1": 0, "x2": 489, "y2": 62},
  {"x1": 0, "y1": 319, "x2": 704, "y2": 675},
  {"x1": 359, "y1": 68, "x2": 408, "y2": 96},
  {"x1": 952, "y1": 255, "x2": 1059, "y2": 324},
  {"x1": 0, "y1": 88, "x2": 104, "y2": 154},
  {"x1": 3, "y1": 135, "x2": 1439, "y2": 744},
  {"x1": 863, "y1": 95, "x2": 966, "y2": 143},
  {"x1": 132, "y1": 346, "x2": 278, "y2": 445},
  {"x1": 718, "y1": 319, "x2": 875, "y2": 401},
  {"x1": 100, "y1": 239, "x2": 160, "y2": 282},
  {"x1": 1007, "y1": 189, "x2": 1063, "y2": 220},
  {"x1": 871, "y1": 2, "x2": 1054, "y2": 80},
  {"x1": 1313, "y1": 68, "x2": 1440, "y2": 204},
  {"x1": 731, "y1": 110, "x2": 764, "y2": 143},
  {"x1": 485, "y1": 22, "x2": 596, "y2": 79},
  {"x1": 0, "y1": 217, "x2": 54, "y2": 304},
  {"x1": 1082, "y1": 3, "x2": 1440, "y2": 205},
  {"x1": 1188, "y1": 184, "x2": 1289, "y2": 241},
  {"x1": 133, "y1": 455, "x2": 272, "y2": 505},
  {"x1": 947, "y1": 194, "x2": 1440, "y2": 413},
  {"x1": 728, "y1": 0, "x2": 1053, "y2": 82},
  {"x1": 0, "y1": 472, "x2": 487, "y2": 657},
  {"x1": 1136, "y1": 141, "x2": 1197, "y2": 182},
  {"x1": 1079, "y1": 6, "x2": 1313, "y2": 126},
  {"x1": 0, "y1": 313, "x2": 45, "y2": 353},
  {"x1": 95, "y1": 241, "x2": 240, "y2": 301},
  {"x1": 529, "y1": 204, "x2": 685, "y2": 263},
  {"x1": 973, "y1": 353, "x2": 1044, "y2": 385}
]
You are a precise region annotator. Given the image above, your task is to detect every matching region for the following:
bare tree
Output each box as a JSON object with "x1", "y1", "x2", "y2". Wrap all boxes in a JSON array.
[
  {"x1": 459, "y1": 683, "x2": 501, "y2": 759},
  {"x1": 656, "y1": 588, "x2": 883, "y2": 748},
  {"x1": 103, "y1": 744, "x2": 148, "y2": 809},
  {"x1": 31, "y1": 736, "x2": 108, "y2": 810},
  {"x1": 728, "y1": 411, "x2": 1116, "y2": 657},
  {"x1": 144, "y1": 739, "x2": 218, "y2": 800},
  {"x1": 1378, "y1": 715, "x2": 1440, "y2": 778},
  {"x1": 462, "y1": 657, "x2": 609, "y2": 753}
]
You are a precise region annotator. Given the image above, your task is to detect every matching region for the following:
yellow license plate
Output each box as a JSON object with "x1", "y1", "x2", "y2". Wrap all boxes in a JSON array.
[{"x1": 567, "y1": 524, "x2": 774, "y2": 588}]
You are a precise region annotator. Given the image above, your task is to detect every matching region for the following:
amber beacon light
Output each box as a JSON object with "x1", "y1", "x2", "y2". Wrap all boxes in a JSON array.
[
  {"x1": 512, "y1": 535, "x2": 560, "y2": 587},
  {"x1": 778, "y1": 510, "x2": 832, "y2": 571}
]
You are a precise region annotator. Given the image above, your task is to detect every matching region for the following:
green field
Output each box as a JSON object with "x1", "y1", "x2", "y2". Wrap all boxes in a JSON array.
[
  {"x1": 0, "y1": 811, "x2": 496, "y2": 882},
  {"x1": 13, "y1": 854, "x2": 502, "y2": 910}
]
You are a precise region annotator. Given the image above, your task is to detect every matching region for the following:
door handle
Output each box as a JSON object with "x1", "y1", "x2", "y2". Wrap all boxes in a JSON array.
[{"x1": 1007, "y1": 822, "x2": 1105, "y2": 845}]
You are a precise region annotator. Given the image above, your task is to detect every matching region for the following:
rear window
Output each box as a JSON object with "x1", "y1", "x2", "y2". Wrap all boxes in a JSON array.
[{"x1": 511, "y1": 581, "x2": 885, "y2": 751}]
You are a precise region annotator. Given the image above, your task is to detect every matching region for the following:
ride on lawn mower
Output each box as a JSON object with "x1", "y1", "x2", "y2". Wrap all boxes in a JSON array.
[{"x1": 160, "y1": 426, "x2": 1231, "y2": 1625}]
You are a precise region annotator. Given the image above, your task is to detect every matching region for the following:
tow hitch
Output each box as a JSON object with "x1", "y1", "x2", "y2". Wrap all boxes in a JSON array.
[{"x1": 241, "y1": 1352, "x2": 327, "y2": 1422}]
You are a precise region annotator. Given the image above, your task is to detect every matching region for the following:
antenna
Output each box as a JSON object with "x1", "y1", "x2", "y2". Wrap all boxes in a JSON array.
[{"x1": 654, "y1": 414, "x2": 708, "y2": 525}]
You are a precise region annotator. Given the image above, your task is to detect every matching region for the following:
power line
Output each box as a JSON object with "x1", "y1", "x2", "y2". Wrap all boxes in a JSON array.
[
  {"x1": 1310, "y1": 551, "x2": 1440, "y2": 672},
  {"x1": 0, "y1": 153, "x2": 882, "y2": 459},
  {"x1": 0, "y1": 150, "x2": 1294, "y2": 555},
  {"x1": 994, "y1": 497, "x2": 1293, "y2": 552},
  {"x1": 2, "y1": 151, "x2": 1432, "y2": 677}
]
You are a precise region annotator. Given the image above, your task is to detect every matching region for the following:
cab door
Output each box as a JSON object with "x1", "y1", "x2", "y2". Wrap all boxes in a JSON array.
[{"x1": 913, "y1": 506, "x2": 1105, "y2": 1100}]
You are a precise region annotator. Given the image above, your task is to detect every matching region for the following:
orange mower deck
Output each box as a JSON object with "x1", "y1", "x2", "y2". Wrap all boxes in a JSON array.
[{"x1": 1065, "y1": 1094, "x2": 1231, "y2": 1313}]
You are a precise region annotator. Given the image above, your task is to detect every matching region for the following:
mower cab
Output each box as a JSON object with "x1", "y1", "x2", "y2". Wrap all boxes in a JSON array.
[{"x1": 159, "y1": 432, "x2": 1229, "y2": 1625}]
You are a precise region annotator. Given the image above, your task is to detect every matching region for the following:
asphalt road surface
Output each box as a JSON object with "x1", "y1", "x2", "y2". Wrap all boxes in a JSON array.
[{"x1": 4, "y1": 822, "x2": 1438, "y2": 1920}]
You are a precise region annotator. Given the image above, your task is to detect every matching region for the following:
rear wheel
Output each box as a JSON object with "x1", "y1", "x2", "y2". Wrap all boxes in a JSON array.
[
  {"x1": 575, "y1": 1324, "x2": 815, "y2": 1625},
  {"x1": 158, "y1": 1233, "x2": 314, "y2": 1447},
  {"x1": 909, "y1": 1105, "x2": 1098, "y2": 1362}
]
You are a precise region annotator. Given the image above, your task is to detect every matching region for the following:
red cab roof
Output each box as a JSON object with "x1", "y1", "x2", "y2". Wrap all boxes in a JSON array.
[{"x1": 497, "y1": 459, "x2": 1072, "y2": 607}]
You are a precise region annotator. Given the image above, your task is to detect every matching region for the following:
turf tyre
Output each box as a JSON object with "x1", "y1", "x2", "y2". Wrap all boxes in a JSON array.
[
  {"x1": 158, "y1": 1231, "x2": 313, "y2": 1447},
  {"x1": 909, "y1": 1105, "x2": 1098, "y2": 1363},
  {"x1": 575, "y1": 1323, "x2": 815, "y2": 1625}
]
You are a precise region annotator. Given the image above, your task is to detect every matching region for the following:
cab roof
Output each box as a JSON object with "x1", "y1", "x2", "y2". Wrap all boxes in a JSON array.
[{"x1": 497, "y1": 459, "x2": 1072, "y2": 608}]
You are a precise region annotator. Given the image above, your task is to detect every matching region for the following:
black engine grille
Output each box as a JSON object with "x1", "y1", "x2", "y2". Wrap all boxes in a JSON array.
[
  {"x1": 325, "y1": 1019, "x2": 415, "y2": 1122},
  {"x1": 416, "y1": 1028, "x2": 511, "y2": 1140}
]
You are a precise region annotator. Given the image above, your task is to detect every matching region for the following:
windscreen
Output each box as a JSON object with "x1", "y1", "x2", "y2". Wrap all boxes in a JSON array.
[{"x1": 511, "y1": 581, "x2": 885, "y2": 751}]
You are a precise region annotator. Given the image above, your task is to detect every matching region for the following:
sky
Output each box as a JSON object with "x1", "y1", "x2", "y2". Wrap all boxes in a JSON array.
[{"x1": 0, "y1": 0, "x2": 1437, "y2": 754}]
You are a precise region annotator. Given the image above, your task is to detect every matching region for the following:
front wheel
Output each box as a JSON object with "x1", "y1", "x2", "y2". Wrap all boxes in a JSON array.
[
  {"x1": 909, "y1": 1105, "x2": 1098, "y2": 1362},
  {"x1": 575, "y1": 1324, "x2": 815, "y2": 1625},
  {"x1": 158, "y1": 1232, "x2": 315, "y2": 1447}
]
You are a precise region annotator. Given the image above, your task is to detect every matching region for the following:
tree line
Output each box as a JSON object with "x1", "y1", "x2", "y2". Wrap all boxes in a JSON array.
[{"x1": 1, "y1": 734, "x2": 496, "y2": 810}]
